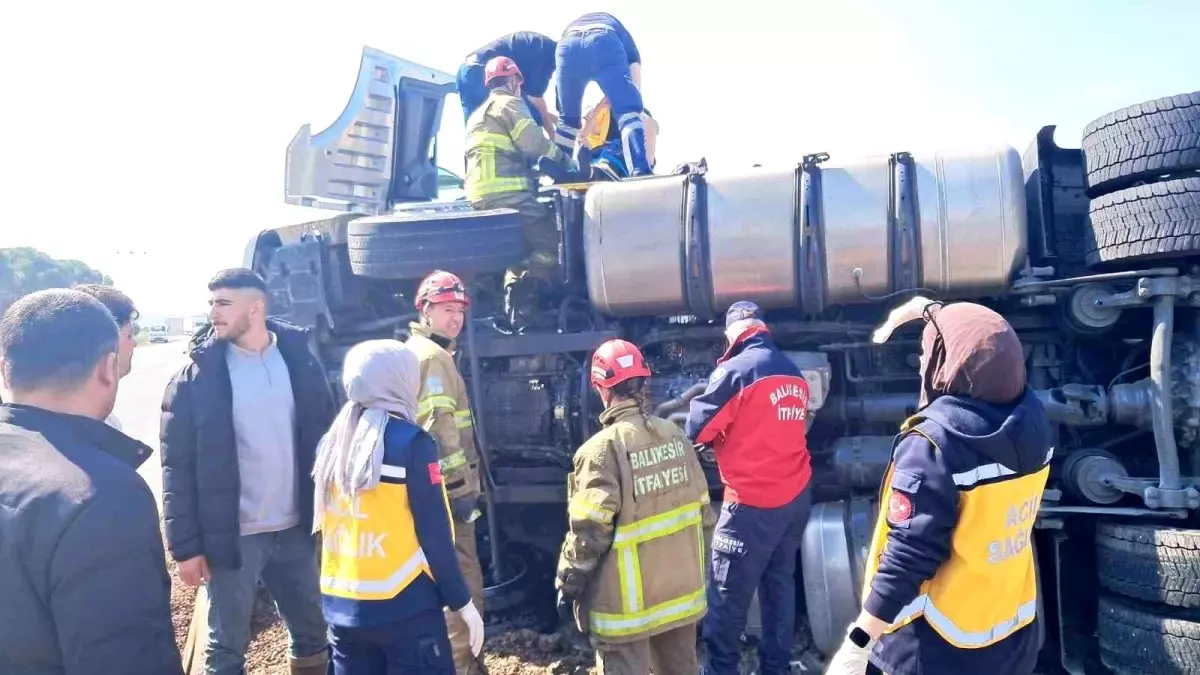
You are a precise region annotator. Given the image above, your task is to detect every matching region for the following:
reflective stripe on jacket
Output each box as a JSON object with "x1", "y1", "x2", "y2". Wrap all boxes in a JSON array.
[
  {"x1": 860, "y1": 389, "x2": 1052, "y2": 674},
  {"x1": 406, "y1": 323, "x2": 480, "y2": 500},
  {"x1": 319, "y1": 419, "x2": 457, "y2": 605},
  {"x1": 556, "y1": 400, "x2": 715, "y2": 643},
  {"x1": 465, "y1": 89, "x2": 564, "y2": 203}
]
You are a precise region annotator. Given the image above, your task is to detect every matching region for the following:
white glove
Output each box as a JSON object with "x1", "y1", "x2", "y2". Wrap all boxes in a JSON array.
[
  {"x1": 457, "y1": 600, "x2": 484, "y2": 657},
  {"x1": 824, "y1": 634, "x2": 872, "y2": 675}
]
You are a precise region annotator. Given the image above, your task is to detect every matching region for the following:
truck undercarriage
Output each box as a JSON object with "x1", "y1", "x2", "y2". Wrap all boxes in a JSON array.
[{"x1": 247, "y1": 47, "x2": 1200, "y2": 673}]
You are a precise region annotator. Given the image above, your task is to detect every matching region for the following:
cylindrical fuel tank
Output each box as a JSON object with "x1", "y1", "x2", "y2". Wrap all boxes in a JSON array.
[{"x1": 583, "y1": 146, "x2": 1028, "y2": 318}]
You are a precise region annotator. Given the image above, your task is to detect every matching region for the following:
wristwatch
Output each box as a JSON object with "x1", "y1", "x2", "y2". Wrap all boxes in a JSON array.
[{"x1": 847, "y1": 624, "x2": 872, "y2": 649}]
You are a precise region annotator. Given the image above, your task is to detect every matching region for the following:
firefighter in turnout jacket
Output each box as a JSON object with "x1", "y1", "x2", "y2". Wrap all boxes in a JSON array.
[
  {"x1": 826, "y1": 299, "x2": 1051, "y2": 675},
  {"x1": 465, "y1": 55, "x2": 570, "y2": 328},
  {"x1": 685, "y1": 301, "x2": 814, "y2": 675},
  {"x1": 405, "y1": 271, "x2": 486, "y2": 674},
  {"x1": 313, "y1": 339, "x2": 483, "y2": 674},
  {"x1": 556, "y1": 339, "x2": 715, "y2": 674}
]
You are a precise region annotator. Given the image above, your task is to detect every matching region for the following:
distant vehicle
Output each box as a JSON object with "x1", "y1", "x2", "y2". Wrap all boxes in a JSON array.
[{"x1": 147, "y1": 325, "x2": 170, "y2": 343}]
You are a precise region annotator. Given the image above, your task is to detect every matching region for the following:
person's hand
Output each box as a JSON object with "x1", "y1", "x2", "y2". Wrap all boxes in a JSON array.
[
  {"x1": 457, "y1": 600, "x2": 485, "y2": 656},
  {"x1": 451, "y1": 494, "x2": 480, "y2": 523},
  {"x1": 824, "y1": 631, "x2": 873, "y2": 674},
  {"x1": 177, "y1": 555, "x2": 211, "y2": 587},
  {"x1": 556, "y1": 590, "x2": 573, "y2": 623}
]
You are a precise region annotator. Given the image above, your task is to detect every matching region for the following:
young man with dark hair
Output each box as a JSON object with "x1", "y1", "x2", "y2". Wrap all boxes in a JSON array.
[
  {"x1": 0, "y1": 289, "x2": 182, "y2": 675},
  {"x1": 73, "y1": 282, "x2": 139, "y2": 430},
  {"x1": 160, "y1": 268, "x2": 336, "y2": 675}
]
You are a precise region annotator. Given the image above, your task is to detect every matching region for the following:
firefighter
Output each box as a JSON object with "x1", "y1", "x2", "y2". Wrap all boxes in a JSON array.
[
  {"x1": 684, "y1": 301, "x2": 814, "y2": 675},
  {"x1": 825, "y1": 298, "x2": 1051, "y2": 675},
  {"x1": 456, "y1": 31, "x2": 558, "y2": 135},
  {"x1": 405, "y1": 271, "x2": 487, "y2": 675},
  {"x1": 556, "y1": 339, "x2": 715, "y2": 674},
  {"x1": 464, "y1": 55, "x2": 570, "y2": 329},
  {"x1": 313, "y1": 339, "x2": 483, "y2": 674},
  {"x1": 553, "y1": 12, "x2": 651, "y2": 176}
]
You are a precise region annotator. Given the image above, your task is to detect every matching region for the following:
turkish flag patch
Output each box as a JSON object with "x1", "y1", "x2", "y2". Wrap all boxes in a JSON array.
[
  {"x1": 428, "y1": 462, "x2": 443, "y2": 484},
  {"x1": 886, "y1": 492, "x2": 913, "y2": 526}
]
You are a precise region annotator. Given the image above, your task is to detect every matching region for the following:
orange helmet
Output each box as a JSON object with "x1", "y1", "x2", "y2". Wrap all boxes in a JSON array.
[
  {"x1": 590, "y1": 339, "x2": 652, "y2": 389},
  {"x1": 414, "y1": 270, "x2": 469, "y2": 310},
  {"x1": 484, "y1": 56, "x2": 523, "y2": 87}
]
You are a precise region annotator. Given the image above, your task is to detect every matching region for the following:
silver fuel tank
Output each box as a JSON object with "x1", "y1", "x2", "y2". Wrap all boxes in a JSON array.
[{"x1": 582, "y1": 146, "x2": 1028, "y2": 318}]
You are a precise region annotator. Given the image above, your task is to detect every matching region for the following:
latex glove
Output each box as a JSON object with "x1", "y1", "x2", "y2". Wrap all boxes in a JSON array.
[
  {"x1": 824, "y1": 634, "x2": 872, "y2": 675},
  {"x1": 457, "y1": 600, "x2": 484, "y2": 657},
  {"x1": 451, "y1": 494, "x2": 479, "y2": 524},
  {"x1": 556, "y1": 590, "x2": 573, "y2": 623}
]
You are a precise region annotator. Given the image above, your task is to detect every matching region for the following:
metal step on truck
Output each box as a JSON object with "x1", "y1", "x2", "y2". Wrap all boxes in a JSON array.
[{"x1": 245, "y1": 46, "x2": 1200, "y2": 673}]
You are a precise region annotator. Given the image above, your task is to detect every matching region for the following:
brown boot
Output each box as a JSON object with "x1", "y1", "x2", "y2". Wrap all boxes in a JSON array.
[{"x1": 290, "y1": 650, "x2": 328, "y2": 675}]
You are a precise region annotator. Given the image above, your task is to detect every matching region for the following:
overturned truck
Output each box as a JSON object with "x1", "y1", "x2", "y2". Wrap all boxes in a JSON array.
[{"x1": 248, "y1": 47, "x2": 1200, "y2": 673}]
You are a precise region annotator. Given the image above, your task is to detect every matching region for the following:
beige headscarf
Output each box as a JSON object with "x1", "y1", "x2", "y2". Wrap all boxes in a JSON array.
[{"x1": 311, "y1": 339, "x2": 421, "y2": 533}]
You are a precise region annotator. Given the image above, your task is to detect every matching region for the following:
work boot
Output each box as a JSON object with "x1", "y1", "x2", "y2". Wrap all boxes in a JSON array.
[{"x1": 289, "y1": 651, "x2": 328, "y2": 675}]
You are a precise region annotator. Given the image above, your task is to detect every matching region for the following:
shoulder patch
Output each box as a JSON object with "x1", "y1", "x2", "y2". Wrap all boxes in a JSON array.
[
  {"x1": 709, "y1": 367, "x2": 727, "y2": 384},
  {"x1": 886, "y1": 491, "x2": 913, "y2": 526},
  {"x1": 425, "y1": 376, "x2": 444, "y2": 395},
  {"x1": 428, "y1": 461, "x2": 443, "y2": 484}
]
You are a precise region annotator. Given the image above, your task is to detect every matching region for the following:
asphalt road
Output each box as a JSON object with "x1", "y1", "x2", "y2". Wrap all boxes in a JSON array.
[{"x1": 113, "y1": 338, "x2": 191, "y2": 510}]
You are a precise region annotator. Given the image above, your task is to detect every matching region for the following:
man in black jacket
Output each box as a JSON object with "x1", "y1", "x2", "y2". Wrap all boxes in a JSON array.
[
  {"x1": 160, "y1": 269, "x2": 336, "y2": 675},
  {"x1": 0, "y1": 288, "x2": 182, "y2": 675}
]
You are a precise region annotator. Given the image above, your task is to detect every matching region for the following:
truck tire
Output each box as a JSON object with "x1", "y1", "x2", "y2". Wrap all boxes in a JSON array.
[
  {"x1": 1085, "y1": 176, "x2": 1200, "y2": 268},
  {"x1": 1098, "y1": 595, "x2": 1200, "y2": 674},
  {"x1": 346, "y1": 207, "x2": 526, "y2": 279},
  {"x1": 1082, "y1": 91, "x2": 1200, "y2": 196},
  {"x1": 1097, "y1": 521, "x2": 1200, "y2": 609}
]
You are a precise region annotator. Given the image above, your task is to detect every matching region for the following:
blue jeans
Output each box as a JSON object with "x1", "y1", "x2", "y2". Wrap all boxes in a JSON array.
[
  {"x1": 329, "y1": 609, "x2": 455, "y2": 674},
  {"x1": 456, "y1": 61, "x2": 544, "y2": 128},
  {"x1": 204, "y1": 526, "x2": 328, "y2": 675},
  {"x1": 702, "y1": 488, "x2": 813, "y2": 675}
]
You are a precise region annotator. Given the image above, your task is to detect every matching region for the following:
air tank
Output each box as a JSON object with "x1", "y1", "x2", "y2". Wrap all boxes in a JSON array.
[{"x1": 582, "y1": 146, "x2": 1028, "y2": 318}]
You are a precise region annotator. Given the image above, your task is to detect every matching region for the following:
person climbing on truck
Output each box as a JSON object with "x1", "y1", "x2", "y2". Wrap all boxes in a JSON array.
[
  {"x1": 684, "y1": 301, "x2": 814, "y2": 675},
  {"x1": 405, "y1": 270, "x2": 487, "y2": 675},
  {"x1": 556, "y1": 338, "x2": 714, "y2": 674},
  {"x1": 825, "y1": 298, "x2": 1051, "y2": 675},
  {"x1": 464, "y1": 56, "x2": 572, "y2": 329},
  {"x1": 552, "y1": 12, "x2": 651, "y2": 177},
  {"x1": 456, "y1": 31, "x2": 558, "y2": 136},
  {"x1": 313, "y1": 339, "x2": 483, "y2": 674}
]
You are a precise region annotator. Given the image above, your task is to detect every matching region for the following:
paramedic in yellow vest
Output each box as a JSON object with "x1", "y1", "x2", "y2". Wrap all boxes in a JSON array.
[
  {"x1": 465, "y1": 55, "x2": 569, "y2": 328},
  {"x1": 312, "y1": 339, "x2": 483, "y2": 674},
  {"x1": 555, "y1": 339, "x2": 715, "y2": 674},
  {"x1": 404, "y1": 270, "x2": 487, "y2": 675},
  {"x1": 826, "y1": 299, "x2": 1051, "y2": 675}
]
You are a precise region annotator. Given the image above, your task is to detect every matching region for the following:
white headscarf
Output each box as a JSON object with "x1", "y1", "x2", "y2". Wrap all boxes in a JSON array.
[{"x1": 312, "y1": 339, "x2": 421, "y2": 533}]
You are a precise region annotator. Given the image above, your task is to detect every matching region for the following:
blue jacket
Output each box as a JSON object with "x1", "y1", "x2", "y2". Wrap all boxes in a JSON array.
[
  {"x1": 865, "y1": 389, "x2": 1051, "y2": 675},
  {"x1": 321, "y1": 417, "x2": 470, "y2": 628},
  {"x1": 0, "y1": 404, "x2": 182, "y2": 675}
]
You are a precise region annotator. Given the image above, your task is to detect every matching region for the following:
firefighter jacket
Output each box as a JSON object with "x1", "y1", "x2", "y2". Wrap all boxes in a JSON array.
[
  {"x1": 861, "y1": 388, "x2": 1052, "y2": 675},
  {"x1": 465, "y1": 88, "x2": 565, "y2": 203},
  {"x1": 319, "y1": 416, "x2": 470, "y2": 628},
  {"x1": 556, "y1": 399, "x2": 716, "y2": 643},
  {"x1": 406, "y1": 323, "x2": 480, "y2": 501},
  {"x1": 684, "y1": 328, "x2": 813, "y2": 508}
]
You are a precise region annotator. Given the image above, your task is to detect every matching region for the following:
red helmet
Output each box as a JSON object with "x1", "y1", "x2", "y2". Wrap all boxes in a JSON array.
[
  {"x1": 590, "y1": 339, "x2": 652, "y2": 389},
  {"x1": 484, "y1": 56, "x2": 523, "y2": 87},
  {"x1": 414, "y1": 270, "x2": 470, "y2": 310}
]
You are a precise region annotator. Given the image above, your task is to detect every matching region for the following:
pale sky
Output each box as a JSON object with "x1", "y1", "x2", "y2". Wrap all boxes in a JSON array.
[{"x1": 2, "y1": 0, "x2": 1196, "y2": 318}]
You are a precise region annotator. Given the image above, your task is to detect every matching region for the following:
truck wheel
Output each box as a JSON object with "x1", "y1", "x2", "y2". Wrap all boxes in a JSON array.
[
  {"x1": 1098, "y1": 594, "x2": 1200, "y2": 675},
  {"x1": 346, "y1": 207, "x2": 526, "y2": 279},
  {"x1": 1096, "y1": 521, "x2": 1200, "y2": 609},
  {"x1": 1082, "y1": 91, "x2": 1200, "y2": 196},
  {"x1": 1085, "y1": 176, "x2": 1200, "y2": 268}
]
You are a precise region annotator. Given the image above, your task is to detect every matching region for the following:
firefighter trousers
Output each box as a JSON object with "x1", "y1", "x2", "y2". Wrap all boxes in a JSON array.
[
  {"x1": 593, "y1": 621, "x2": 699, "y2": 675},
  {"x1": 444, "y1": 519, "x2": 486, "y2": 674},
  {"x1": 470, "y1": 191, "x2": 558, "y2": 288},
  {"x1": 701, "y1": 488, "x2": 813, "y2": 675}
]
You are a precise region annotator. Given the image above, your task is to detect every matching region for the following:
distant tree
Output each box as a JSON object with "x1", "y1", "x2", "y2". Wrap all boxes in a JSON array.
[{"x1": 0, "y1": 247, "x2": 114, "y2": 313}]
